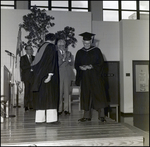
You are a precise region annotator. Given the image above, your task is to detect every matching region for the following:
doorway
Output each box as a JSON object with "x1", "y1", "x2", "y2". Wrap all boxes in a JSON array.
[
  {"x1": 132, "y1": 60, "x2": 149, "y2": 131},
  {"x1": 102, "y1": 61, "x2": 120, "y2": 121},
  {"x1": 133, "y1": 60, "x2": 149, "y2": 114}
]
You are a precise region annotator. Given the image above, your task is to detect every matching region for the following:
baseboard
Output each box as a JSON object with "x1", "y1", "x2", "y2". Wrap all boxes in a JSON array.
[{"x1": 121, "y1": 112, "x2": 133, "y2": 117}]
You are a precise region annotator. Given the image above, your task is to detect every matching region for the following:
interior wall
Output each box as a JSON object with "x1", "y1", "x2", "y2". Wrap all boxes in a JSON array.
[
  {"x1": 92, "y1": 20, "x2": 149, "y2": 114},
  {"x1": 120, "y1": 20, "x2": 149, "y2": 113},
  {"x1": 92, "y1": 21, "x2": 120, "y2": 61}
]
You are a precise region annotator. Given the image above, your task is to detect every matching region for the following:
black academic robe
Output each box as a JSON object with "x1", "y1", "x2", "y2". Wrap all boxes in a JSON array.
[
  {"x1": 74, "y1": 46, "x2": 107, "y2": 111},
  {"x1": 31, "y1": 42, "x2": 59, "y2": 110}
]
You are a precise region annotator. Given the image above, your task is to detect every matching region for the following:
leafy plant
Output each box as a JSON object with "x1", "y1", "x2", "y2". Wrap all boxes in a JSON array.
[
  {"x1": 55, "y1": 26, "x2": 77, "y2": 48},
  {"x1": 20, "y1": 5, "x2": 55, "y2": 48}
]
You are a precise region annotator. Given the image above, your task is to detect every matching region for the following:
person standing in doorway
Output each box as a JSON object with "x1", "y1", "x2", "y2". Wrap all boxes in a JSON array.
[
  {"x1": 20, "y1": 45, "x2": 35, "y2": 111},
  {"x1": 74, "y1": 32, "x2": 108, "y2": 122}
]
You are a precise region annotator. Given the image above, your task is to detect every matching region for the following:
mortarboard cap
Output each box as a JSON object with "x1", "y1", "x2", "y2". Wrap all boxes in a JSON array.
[
  {"x1": 45, "y1": 33, "x2": 56, "y2": 41},
  {"x1": 79, "y1": 32, "x2": 95, "y2": 41}
]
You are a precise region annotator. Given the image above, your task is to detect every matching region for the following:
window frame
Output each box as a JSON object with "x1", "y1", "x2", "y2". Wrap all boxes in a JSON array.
[
  {"x1": 103, "y1": 1, "x2": 149, "y2": 21},
  {"x1": 0, "y1": 1, "x2": 16, "y2": 9},
  {"x1": 29, "y1": 1, "x2": 90, "y2": 12}
]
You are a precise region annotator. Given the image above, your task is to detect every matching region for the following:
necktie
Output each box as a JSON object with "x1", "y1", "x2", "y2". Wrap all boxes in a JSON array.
[{"x1": 29, "y1": 55, "x2": 32, "y2": 63}]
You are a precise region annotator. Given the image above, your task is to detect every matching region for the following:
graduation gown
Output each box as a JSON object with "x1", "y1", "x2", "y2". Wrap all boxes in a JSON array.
[
  {"x1": 31, "y1": 42, "x2": 59, "y2": 110},
  {"x1": 74, "y1": 46, "x2": 107, "y2": 111}
]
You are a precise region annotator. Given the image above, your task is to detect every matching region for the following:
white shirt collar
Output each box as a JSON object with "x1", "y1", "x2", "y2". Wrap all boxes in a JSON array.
[
  {"x1": 59, "y1": 49, "x2": 63, "y2": 54},
  {"x1": 27, "y1": 54, "x2": 31, "y2": 58}
]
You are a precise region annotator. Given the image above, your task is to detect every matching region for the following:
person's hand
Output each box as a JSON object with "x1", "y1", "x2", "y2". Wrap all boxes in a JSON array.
[
  {"x1": 44, "y1": 74, "x2": 53, "y2": 83},
  {"x1": 86, "y1": 64, "x2": 93, "y2": 70},
  {"x1": 79, "y1": 65, "x2": 87, "y2": 70},
  {"x1": 67, "y1": 52, "x2": 72, "y2": 62},
  {"x1": 79, "y1": 65, "x2": 93, "y2": 70}
]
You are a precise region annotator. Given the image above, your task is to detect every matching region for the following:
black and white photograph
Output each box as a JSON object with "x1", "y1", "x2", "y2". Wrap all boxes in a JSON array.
[{"x1": 1, "y1": 1, "x2": 149, "y2": 146}]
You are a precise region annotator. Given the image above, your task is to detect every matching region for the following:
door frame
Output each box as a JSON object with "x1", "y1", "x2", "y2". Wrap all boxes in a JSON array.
[
  {"x1": 132, "y1": 60, "x2": 149, "y2": 114},
  {"x1": 104, "y1": 61, "x2": 120, "y2": 121}
]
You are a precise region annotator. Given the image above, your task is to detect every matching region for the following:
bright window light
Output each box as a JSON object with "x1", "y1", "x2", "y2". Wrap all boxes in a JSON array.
[
  {"x1": 31, "y1": 1, "x2": 48, "y2": 6},
  {"x1": 103, "y1": 1, "x2": 118, "y2": 9},
  {"x1": 51, "y1": 8, "x2": 68, "y2": 11},
  {"x1": 1, "y1": 1, "x2": 14, "y2": 5},
  {"x1": 103, "y1": 10, "x2": 118, "y2": 21},
  {"x1": 51, "y1": 1, "x2": 68, "y2": 7},
  {"x1": 1, "y1": 6, "x2": 14, "y2": 9},
  {"x1": 121, "y1": 1, "x2": 136, "y2": 10},
  {"x1": 72, "y1": 1, "x2": 88, "y2": 8},
  {"x1": 72, "y1": 9, "x2": 88, "y2": 12},
  {"x1": 140, "y1": 1, "x2": 149, "y2": 11},
  {"x1": 122, "y1": 11, "x2": 137, "y2": 19}
]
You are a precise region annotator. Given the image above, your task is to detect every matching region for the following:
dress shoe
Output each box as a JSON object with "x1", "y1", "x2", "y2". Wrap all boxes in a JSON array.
[
  {"x1": 64, "y1": 111, "x2": 70, "y2": 115},
  {"x1": 25, "y1": 107, "x2": 29, "y2": 111},
  {"x1": 29, "y1": 107, "x2": 34, "y2": 110},
  {"x1": 99, "y1": 117, "x2": 106, "y2": 122},
  {"x1": 35, "y1": 122, "x2": 45, "y2": 124},
  {"x1": 46, "y1": 121, "x2": 61, "y2": 125},
  {"x1": 78, "y1": 118, "x2": 91, "y2": 122}
]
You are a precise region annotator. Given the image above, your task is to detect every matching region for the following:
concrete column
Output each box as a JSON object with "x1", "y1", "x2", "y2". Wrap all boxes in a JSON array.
[
  {"x1": 16, "y1": 1, "x2": 29, "y2": 9},
  {"x1": 91, "y1": 1, "x2": 103, "y2": 21}
]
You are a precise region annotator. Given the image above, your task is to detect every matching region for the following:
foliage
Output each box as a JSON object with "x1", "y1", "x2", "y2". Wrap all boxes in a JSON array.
[
  {"x1": 55, "y1": 26, "x2": 77, "y2": 48},
  {"x1": 20, "y1": 5, "x2": 77, "y2": 49},
  {"x1": 20, "y1": 5, "x2": 55, "y2": 48}
]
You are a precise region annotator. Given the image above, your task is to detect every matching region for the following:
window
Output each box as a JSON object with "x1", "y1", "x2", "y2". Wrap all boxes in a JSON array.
[
  {"x1": 71, "y1": 1, "x2": 88, "y2": 12},
  {"x1": 72, "y1": 1, "x2": 88, "y2": 8},
  {"x1": 31, "y1": 1, "x2": 48, "y2": 7},
  {"x1": 51, "y1": 1, "x2": 69, "y2": 11},
  {"x1": 103, "y1": 10, "x2": 118, "y2": 21},
  {"x1": 30, "y1": 1, "x2": 48, "y2": 10},
  {"x1": 122, "y1": 11, "x2": 137, "y2": 20},
  {"x1": 30, "y1": 1, "x2": 89, "y2": 12},
  {"x1": 103, "y1": 1, "x2": 149, "y2": 21},
  {"x1": 103, "y1": 1, "x2": 118, "y2": 9},
  {"x1": 1, "y1": 1, "x2": 15, "y2": 9},
  {"x1": 121, "y1": 1, "x2": 136, "y2": 10},
  {"x1": 52, "y1": 1, "x2": 68, "y2": 7},
  {"x1": 139, "y1": 1, "x2": 149, "y2": 11}
]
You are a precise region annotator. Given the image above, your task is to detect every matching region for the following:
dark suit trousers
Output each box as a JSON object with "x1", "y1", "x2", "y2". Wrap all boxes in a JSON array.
[
  {"x1": 24, "y1": 81, "x2": 33, "y2": 108},
  {"x1": 83, "y1": 96, "x2": 105, "y2": 119}
]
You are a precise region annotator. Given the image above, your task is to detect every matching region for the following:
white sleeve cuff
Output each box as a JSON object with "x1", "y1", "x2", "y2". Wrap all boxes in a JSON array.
[{"x1": 48, "y1": 73, "x2": 53, "y2": 76}]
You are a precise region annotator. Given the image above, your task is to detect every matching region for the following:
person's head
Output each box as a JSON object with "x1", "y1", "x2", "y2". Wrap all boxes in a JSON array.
[
  {"x1": 45, "y1": 33, "x2": 56, "y2": 44},
  {"x1": 25, "y1": 45, "x2": 33, "y2": 55},
  {"x1": 57, "y1": 39, "x2": 67, "y2": 51},
  {"x1": 79, "y1": 32, "x2": 95, "y2": 49}
]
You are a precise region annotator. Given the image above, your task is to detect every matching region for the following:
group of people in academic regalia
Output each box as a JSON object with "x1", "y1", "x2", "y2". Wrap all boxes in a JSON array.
[{"x1": 20, "y1": 31, "x2": 108, "y2": 124}]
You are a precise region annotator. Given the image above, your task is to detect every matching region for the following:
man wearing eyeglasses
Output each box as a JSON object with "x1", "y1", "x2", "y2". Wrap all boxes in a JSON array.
[
  {"x1": 57, "y1": 39, "x2": 75, "y2": 115},
  {"x1": 20, "y1": 45, "x2": 35, "y2": 112}
]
